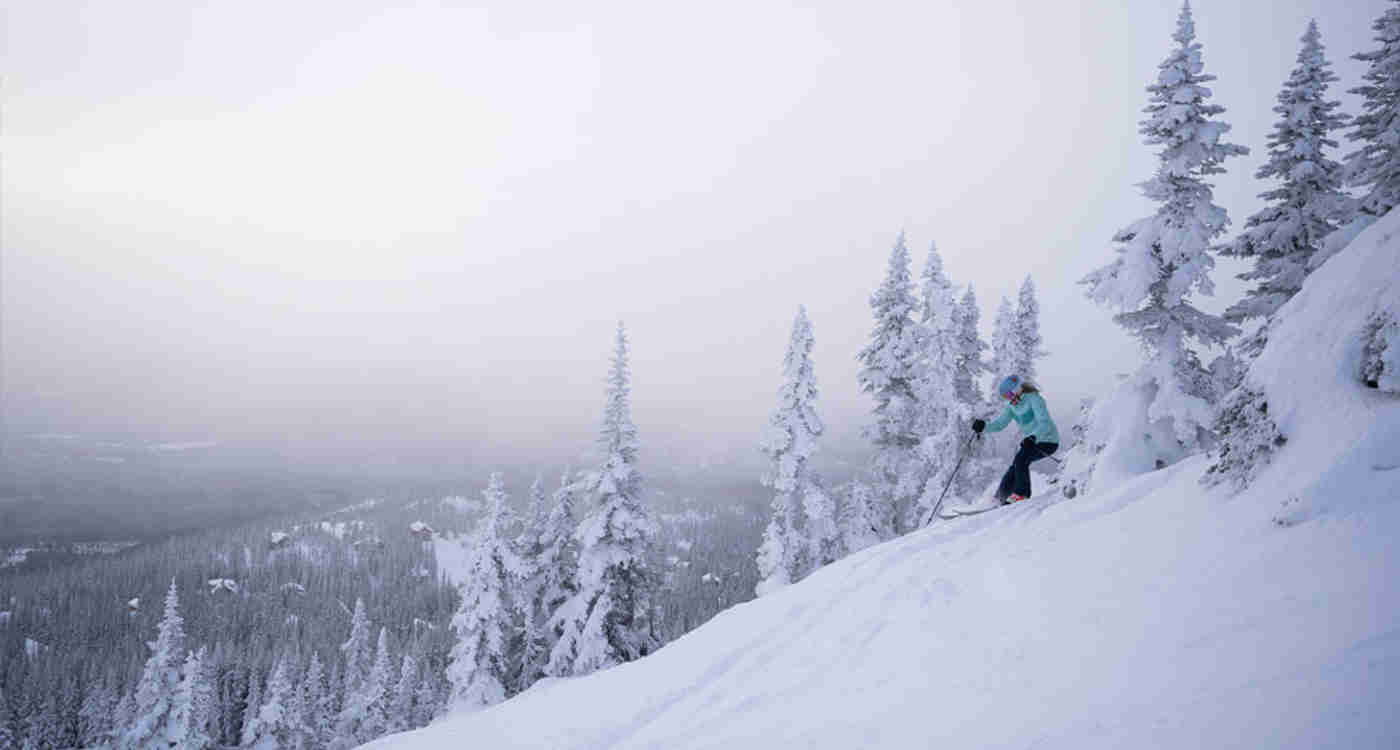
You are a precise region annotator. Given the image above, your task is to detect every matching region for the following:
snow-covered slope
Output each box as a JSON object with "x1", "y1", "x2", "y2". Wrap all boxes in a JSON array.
[{"x1": 365, "y1": 218, "x2": 1400, "y2": 749}]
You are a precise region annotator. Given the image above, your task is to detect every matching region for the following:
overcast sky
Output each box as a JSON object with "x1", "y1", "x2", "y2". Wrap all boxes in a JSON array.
[{"x1": 1, "y1": 0, "x2": 1389, "y2": 470}]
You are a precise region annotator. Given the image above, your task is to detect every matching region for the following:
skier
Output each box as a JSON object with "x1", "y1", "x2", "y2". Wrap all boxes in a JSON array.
[{"x1": 972, "y1": 375, "x2": 1060, "y2": 504}]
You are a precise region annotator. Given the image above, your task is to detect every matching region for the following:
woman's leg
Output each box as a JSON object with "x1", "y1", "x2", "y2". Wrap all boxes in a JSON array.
[
  {"x1": 996, "y1": 464, "x2": 1017, "y2": 501},
  {"x1": 1018, "y1": 442, "x2": 1059, "y2": 497},
  {"x1": 1011, "y1": 443, "x2": 1036, "y2": 497}
]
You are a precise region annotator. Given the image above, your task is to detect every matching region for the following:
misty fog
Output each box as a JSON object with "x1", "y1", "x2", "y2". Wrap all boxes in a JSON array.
[{"x1": 2, "y1": 0, "x2": 1386, "y2": 476}]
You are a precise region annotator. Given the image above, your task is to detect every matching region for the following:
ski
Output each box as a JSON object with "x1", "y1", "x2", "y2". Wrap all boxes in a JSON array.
[{"x1": 937, "y1": 502, "x2": 1005, "y2": 519}]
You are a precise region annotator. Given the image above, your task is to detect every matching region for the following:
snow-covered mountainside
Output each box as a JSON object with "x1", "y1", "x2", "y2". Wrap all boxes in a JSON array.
[{"x1": 365, "y1": 216, "x2": 1400, "y2": 749}]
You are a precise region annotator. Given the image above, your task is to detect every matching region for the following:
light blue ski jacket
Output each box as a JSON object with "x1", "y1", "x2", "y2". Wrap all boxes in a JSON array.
[{"x1": 985, "y1": 391, "x2": 1060, "y2": 444}]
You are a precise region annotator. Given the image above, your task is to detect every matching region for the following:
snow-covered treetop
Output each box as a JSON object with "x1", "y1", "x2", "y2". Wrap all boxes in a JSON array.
[
  {"x1": 858, "y1": 232, "x2": 920, "y2": 402},
  {"x1": 761, "y1": 305, "x2": 823, "y2": 495},
  {"x1": 1014, "y1": 276, "x2": 1045, "y2": 380},
  {"x1": 1346, "y1": 1, "x2": 1400, "y2": 218},
  {"x1": 1083, "y1": 1, "x2": 1247, "y2": 315},
  {"x1": 990, "y1": 296, "x2": 1016, "y2": 384},
  {"x1": 1085, "y1": 1, "x2": 1248, "y2": 313},
  {"x1": 599, "y1": 322, "x2": 640, "y2": 490},
  {"x1": 152, "y1": 579, "x2": 185, "y2": 657},
  {"x1": 1224, "y1": 19, "x2": 1349, "y2": 326}
]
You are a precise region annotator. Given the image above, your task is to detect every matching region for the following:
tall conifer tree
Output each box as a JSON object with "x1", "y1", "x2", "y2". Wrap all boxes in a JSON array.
[
  {"x1": 1224, "y1": 20, "x2": 1349, "y2": 352},
  {"x1": 1081, "y1": 1, "x2": 1246, "y2": 455},
  {"x1": 553, "y1": 323, "x2": 658, "y2": 675},
  {"x1": 447, "y1": 473, "x2": 519, "y2": 709},
  {"x1": 1346, "y1": 1, "x2": 1400, "y2": 220},
  {"x1": 757, "y1": 306, "x2": 823, "y2": 594}
]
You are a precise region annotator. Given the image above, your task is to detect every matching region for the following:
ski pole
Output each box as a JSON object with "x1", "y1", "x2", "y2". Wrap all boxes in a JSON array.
[{"x1": 925, "y1": 433, "x2": 979, "y2": 526}]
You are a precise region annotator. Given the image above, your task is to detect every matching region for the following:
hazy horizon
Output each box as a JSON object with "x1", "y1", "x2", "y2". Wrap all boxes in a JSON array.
[{"x1": 3, "y1": 0, "x2": 1387, "y2": 475}]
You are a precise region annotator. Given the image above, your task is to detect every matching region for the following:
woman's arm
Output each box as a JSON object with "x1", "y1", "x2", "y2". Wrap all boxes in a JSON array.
[{"x1": 984, "y1": 404, "x2": 1014, "y2": 433}]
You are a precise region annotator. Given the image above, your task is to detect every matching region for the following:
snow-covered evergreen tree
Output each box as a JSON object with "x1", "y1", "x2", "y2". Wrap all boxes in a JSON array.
[
  {"x1": 948, "y1": 286, "x2": 998, "y2": 499},
  {"x1": 857, "y1": 232, "x2": 924, "y2": 531},
  {"x1": 0, "y1": 685, "x2": 13, "y2": 749},
  {"x1": 989, "y1": 296, "x2": 1017, "y2": 387},
  {"x1": 552, "y1": 323, "x2": 658, "y2": 676},
  {"x1": 390, "y1": 651, "x2": 419, "y2": 733},
  {"x1": 1345, "y1": 1, "x2": 1400, "y2": 221},
  {"x1": 902, "y1": 243, "x2": 962, "y2": 525},
  {"x1": 1014, "y1": 276, "x2": 1046, "y2": 379},
  {"x1": 23, "y1": 693, "x2": 59, "y2": 750},
  {"x1": 756, "y1": 306, "x2": 822, "y2": 595},
  {"x1": 413, "y1": 669, "x2": 439, "y2": 728},
  {"x1": 78, "y1": 670, "x2": 117, "y2": 745},
  {"x1": 301, "y1": 652, "x2": 329, "y2": 750},
  {"x1": 332, "y1": 597, "x2": 374, "y2": 747},
  {"x1": 340, "y1": 598, "x2": 372, "y2": 700},
  {"x1": 1081, "y1": 1, "x2": 1246, "y2": 463},
  {"x1": 1223, "y1": 20, "x2": 1350, "y2": 352},
  {"x1": 112, "y1": 690, "x2": 136, "y2": 746},
  {"x1": 513, "y1": 476, "x2": 551, "y2": 692},
  {"x1": 838, "y1": 481, "x2": 882, "y2": 555},
  {"x1": 118, "y1": 579, "x2": 186, "y2": 749},
  {"x1": 802, "y1": 482, "x2": 841, "y2": 568},
  {"x1": 539, "y1": 473, "x2": 581, "y2": 678},
  {"x1": 360, "y1": 630, "x2": 394, "y2": 741},
  {"x1": 447, "y1": 472, "x2": 519, "y2": 709},
  {"x1": 1204, "y1": 383, "x2": 1288, "y2": 490},
  {"x1": 952, "y1": 286, "x2": 990, "y2": 411},
  {"x1": 245, "y1": 656, "x2": 298, "y2": 750},
  {"x1": 1362, "y1": 310, "x2": 1399, "y2": 392},
  {"x1": 169, "y1": 648, "x2": 212, "y2": 750}
]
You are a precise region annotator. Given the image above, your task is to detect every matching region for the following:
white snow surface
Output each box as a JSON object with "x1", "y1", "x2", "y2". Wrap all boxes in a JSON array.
[{"x1": 364, "y1": 218, "x2": 1400, "y2": 749}]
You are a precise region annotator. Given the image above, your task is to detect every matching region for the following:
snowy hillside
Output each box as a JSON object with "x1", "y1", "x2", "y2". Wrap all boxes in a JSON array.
[{"x1": 363, "y1": 217, "x2": 1400, "y2": 748}]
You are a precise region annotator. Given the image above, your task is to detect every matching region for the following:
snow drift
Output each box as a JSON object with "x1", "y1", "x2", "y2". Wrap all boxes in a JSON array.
[{"x1": 364, "y1": 217, "x2": 1400, "y2": 749}]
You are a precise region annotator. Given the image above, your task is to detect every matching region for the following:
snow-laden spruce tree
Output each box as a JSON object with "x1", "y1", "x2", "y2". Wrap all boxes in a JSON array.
[
  {"x1": 339, "y1": 598, "x2": 372, "y2": 700},
  {"x1": 513, "y1": 476, "x2": 551, "y2": 692},
  {"x1": 360, "y1": 629, "x2": 395, "y2": 740},
  {"x1": 905, "y1": 245, "x2": 964, "y2": 527},
  {"x1": 802, "y1": 483, "x2": 841, "y2": 568},
  {"x1": 118, "y1": 579, "x2": 186, "y2": 749},
  {"x1": 984, "y1": 294, "x2": 1024, "y2": 465},
  {"x1": 950, "y1": 286, "x2": 998, "y2": 498},
  {"x1": 539, "y1": 473, "x2": 581, "y2": 678},
  {"x1": 1014, "y1": 276, "x2": 1046, "y2": 379},
  {"x1": 1362, "y1": 310, "x2": 1399, "y2": 391},
  {"x1": 756, "y1": 306, "x2": 822, "y2": 594},
  {"x1": 989, "y1": 296, "x2": 1016, "y2": 386},
  {"x1": 412, "y1": 667, "x2": 439, "y2": 728},
  {"x1": 552, "y1": 323, "x2": 658, "y2": 676},
  {"x1": 838, "y1": 481, "x2": 882, "y2": 555},
  {"x1": 301, "y1": 652, "x2": 330, "y2": 750},
  {"x1": 0, "y1": 686, "x2": 12, "y2": 749},
  {"x1": 1345, "y1": 1, "x2": 1400, "y2": 222},
  {"x1": 1223, "y1": 20, "x2": 1349, "y2": 353},
  {"x1": 447, "y1": 472, "x2": 520, "y2": 709},
  {"x1": 857, "y1": 232, "x2": 924, "y2": 531},
  {"x1": 79, "y1": 670, "x2": 117, "y2": 745},
  {"x1": 245, "y1": 656, "x2": 299, "y2": 750},
  {"x1": 1080, "y1": 1, "x2": 1247, "y2": 471},
  {"x1": 390, "y1": 650, "x2": 419, "y2": 733},
  {"x1": 168, "y1": 648, "x2": 213, "y2": 750}
]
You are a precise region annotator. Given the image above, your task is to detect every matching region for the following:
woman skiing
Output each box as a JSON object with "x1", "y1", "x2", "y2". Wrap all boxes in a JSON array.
[{"x1": 972, "y1": 375, "x2": 1060, "y2": 504}]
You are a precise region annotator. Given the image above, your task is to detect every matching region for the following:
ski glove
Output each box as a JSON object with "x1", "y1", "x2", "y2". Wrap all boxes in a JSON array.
[
  {"x1": 1021, "y1": 436, "x2": 1037, "y2": 450},
  {"x1": 972, "y1": 419, "x2": 985, "y2": 433}
]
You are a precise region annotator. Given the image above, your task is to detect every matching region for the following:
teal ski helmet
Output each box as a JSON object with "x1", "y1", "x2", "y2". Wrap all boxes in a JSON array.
[{"x1": 997, "y1": 374, "x2": 1022, "y2": 400}]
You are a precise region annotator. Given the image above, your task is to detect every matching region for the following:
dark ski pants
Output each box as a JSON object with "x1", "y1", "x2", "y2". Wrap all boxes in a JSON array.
[{"x1": 996, "y1": 441, "x2": 1059, "y2": 500}]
